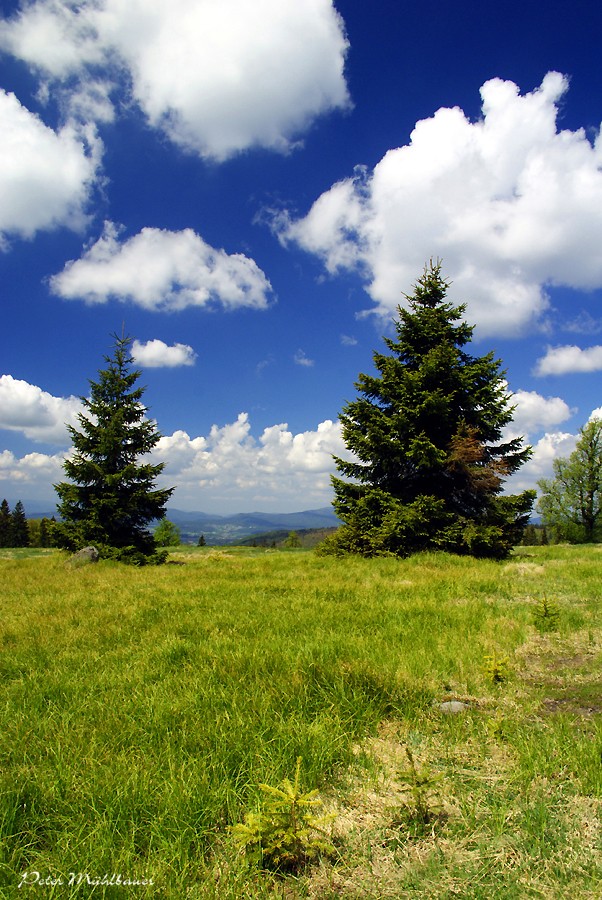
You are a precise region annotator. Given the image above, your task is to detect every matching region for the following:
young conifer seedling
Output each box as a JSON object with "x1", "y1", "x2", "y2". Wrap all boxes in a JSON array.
[
  {"x1": 395, "y1": 746, "x2": 443, "y2": 833},
  {"x1": 484, "y1": 650, "x2": 509, "y2": 684},
  {"x1": 533, "y1": 595, "x2": 560, "y2": 632},
  {"x1": 231, "y1": 757, "x2": 336, "y2": 873}
]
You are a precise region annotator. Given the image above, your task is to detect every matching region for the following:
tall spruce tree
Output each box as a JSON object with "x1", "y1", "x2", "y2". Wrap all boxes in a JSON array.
[
  {"x1": 329, "y1": 261, "x2": 535, "y2": 559},
  {"x1": 54, "y1": 334, "x2": 174, "y2": 563}
]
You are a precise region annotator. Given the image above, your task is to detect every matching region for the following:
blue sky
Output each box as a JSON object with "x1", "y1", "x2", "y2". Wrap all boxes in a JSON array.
[{"x1": 1, "y1": 0, "x2": 602, "y2": 514}]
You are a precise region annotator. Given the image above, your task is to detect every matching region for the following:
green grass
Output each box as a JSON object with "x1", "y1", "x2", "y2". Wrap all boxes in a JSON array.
[{"x1": 0, "y1": 544, "x2": 600, "y2": 897}]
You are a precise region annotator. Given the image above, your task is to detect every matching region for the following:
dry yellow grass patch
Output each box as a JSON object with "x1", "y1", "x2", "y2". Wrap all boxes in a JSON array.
[{"x1": 503, "y1": 561, "x2": 547, "y2": 577}]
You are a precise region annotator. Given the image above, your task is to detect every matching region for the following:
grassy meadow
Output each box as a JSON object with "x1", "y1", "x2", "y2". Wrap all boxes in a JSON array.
[{"x1": 0, "y1": 544, "x2": 601, "y2": 898}]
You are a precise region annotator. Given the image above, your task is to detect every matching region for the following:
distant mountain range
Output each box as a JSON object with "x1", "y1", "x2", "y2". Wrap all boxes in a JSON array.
[
  {"x1": 166, "y1": 507, "x2": 341, "y2": 544},
  {"x1": 23, "y1": 504, "x2": 341, "y2": 545}
]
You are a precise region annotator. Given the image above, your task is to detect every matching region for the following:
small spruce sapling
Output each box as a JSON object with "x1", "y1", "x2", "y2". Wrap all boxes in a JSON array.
[
  {"x1": 484, "y1": 650, "x2": 509, "y2": 684},
  {"x1": 231, "y1": 757, "x2": 336, "y2": 873},
  {"x1": 395, "y1": 746, "x2": 443, "y2": 832},
  {"x1": 533, "y1": 595, "x2": 560, "y2": 632}
]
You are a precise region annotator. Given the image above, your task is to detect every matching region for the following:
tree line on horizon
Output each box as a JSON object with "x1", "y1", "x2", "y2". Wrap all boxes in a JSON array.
[
  {"x1": 40, "y1": 261, "x2": 602, "y2": 564},
  {"x1": 0, "y1": 499, "x2": 58, "y2": 549}
]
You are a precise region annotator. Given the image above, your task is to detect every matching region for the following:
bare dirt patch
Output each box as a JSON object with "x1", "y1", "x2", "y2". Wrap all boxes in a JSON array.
[
  {"x1": 541, "y1": 697, "x2": 602, "y2": 716},
  {"x1": 515, "y1": 630, "x2": 602, "y2": 718}
]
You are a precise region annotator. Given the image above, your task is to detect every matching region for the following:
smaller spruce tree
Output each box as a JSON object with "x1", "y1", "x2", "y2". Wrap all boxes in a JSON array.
[{"x1": 54, "y1": 334, "x2": 174, "y2": 564}]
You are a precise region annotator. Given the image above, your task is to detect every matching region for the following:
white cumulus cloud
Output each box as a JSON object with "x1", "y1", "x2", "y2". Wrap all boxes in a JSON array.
[
  {"x1": 500, "y1": 389, "x2": 577, "y2": 493},
  {"x1": 534, "y1": 344, "x2": 602, "y2": 376},
  {"x1": 0, "y1": 0, "x2": 350, "y2": 160},
  {"x1": 132, "y1": 339, "x2": 196, "y2": 368},
  {"x1": 0, "y1": 448, "x2": 65, "y2": 496},
  {"x1": 509, "y1": 389, "x2": 573, "y2": 435},
  {"x1": 0, "y1": 375, "x2": 83, "y2": 444},
  {"x1": 276, "y1": 72, "x2": 602, "y2": 337},
  {"x1": 0, "y1": 413, "x2": 348, "y2": 511},
  {"x1": 0, "y1": 390, "x2": 590, "y2": 511},
  {"x1": 153, "y1": 413, "x2": 349, "y2": 512},
  {"x1": 509, "y1": 430, "x2": 578, "y2": 494},
  {"x1": 505, "y1": 401, "x2": 602, "y2": 495},
  {"x1": 50, "y1": 222, "x2": 273, "y2": 311},
  {"x1": 0, "y1": 89, "x2": 100, "y2": 242},
  {"x1": 499, "y1": 389, "x2": 575, "y2": 494}
]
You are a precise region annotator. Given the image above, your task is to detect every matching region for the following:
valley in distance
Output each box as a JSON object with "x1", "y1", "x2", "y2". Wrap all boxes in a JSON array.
[{"x1": 25, "y1": 505, "x2": 341, "y2": 546}]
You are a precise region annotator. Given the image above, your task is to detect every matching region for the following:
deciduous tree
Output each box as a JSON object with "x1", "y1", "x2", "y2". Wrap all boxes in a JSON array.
[
  {"x1": 284, "y1": 530, "x2": 301, "y2": 548},
  {"x1": 327, "y1": 261, "x2": 534, "y2": 559},
  {"x1": 154, "y1": 517, "x2": 181, "y2": 547},
  {"x1": 537, "y1": 418, "x2": 602, "y2": 542}
]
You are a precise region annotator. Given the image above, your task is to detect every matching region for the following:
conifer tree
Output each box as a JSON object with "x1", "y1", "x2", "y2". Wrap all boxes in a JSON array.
[
  {"x1": 11, "y1": 500, "x2": 30, "y2": 548},
  {"x1": 328, "y1": 261, "x2": 535, "y2": 559},
  {"x1": 54, "y1": 334, "x2": 174, "y2": 563},
  {"x1": 39, "y1": 517, "x2": 50, "y2": 548},
  {"x1": 0, "y1": 499, "x2": 12, "y2": 548}
]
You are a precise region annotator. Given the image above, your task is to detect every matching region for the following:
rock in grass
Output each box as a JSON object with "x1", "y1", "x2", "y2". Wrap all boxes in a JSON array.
[
  {"x1": 439, "y1": 700, "x2": 470, "y2": 714},
  {"x1": 71, "y1": 546, "x2": 99, "y2": 564}
]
